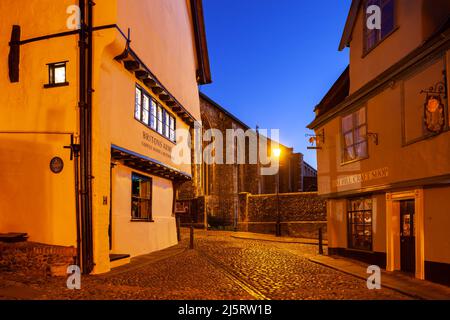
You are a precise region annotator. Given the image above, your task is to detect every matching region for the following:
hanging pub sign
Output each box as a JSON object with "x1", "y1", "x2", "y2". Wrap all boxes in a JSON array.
[
  {"x1": 50, "y1": 157, "x2": 64, "y2": 174},
  {"x1": 421, "y1": 81, "x2": 446, "y2": 134}
]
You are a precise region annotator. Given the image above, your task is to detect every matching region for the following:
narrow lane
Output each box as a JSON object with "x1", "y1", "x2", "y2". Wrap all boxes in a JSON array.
[
  {"x1": 0, "y1": 230, "x2": 412, "y2": 300},
  {"x1": 194, "y1": 231, "x2": 411, "y2": 300}
]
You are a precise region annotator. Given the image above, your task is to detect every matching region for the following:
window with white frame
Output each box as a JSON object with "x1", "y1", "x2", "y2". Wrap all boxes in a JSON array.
[
  {"x1": 135, "y1": 85, "x2": 176, "y2": 143},
  {"x1": 348, "y1": 197, "x2": 373, "y2": 251},
  {"x1": 341, "y1": 107, "x2": 368, "y2": 163},
  {"x1": 45, "y1": 61, "x2": 68, "y2": 88}
]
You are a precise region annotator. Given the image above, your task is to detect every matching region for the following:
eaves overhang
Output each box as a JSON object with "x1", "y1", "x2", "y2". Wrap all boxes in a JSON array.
[
  {"x1": 338, "y1": 0, "x2": 362, "y2": 51},
  {"x1": 111, "y1": 145, "x2": 192, "y2": 182},
  {"x1": 115, "y1": 46, "x2": 197, "y2": 127},
  {"x1": 308, "y1": 23, "x2": 450, "y2": 130}
]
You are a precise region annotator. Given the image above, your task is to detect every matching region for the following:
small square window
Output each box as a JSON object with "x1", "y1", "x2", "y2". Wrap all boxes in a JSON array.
[{"x1": 45, "y1": 61, "x2": 69, "y2": 88}]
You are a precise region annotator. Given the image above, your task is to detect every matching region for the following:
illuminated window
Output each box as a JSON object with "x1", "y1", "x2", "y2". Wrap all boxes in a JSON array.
[
  {"x1": 341, "y1": 107, "x2": 368, "y2": 163},
  {"x1": 150, "y1": 99, "x2": 157, "y2": 130},
  {"x1": 45, "y1": 61, "x2": 68, "y2": 88},
  {"x1": 164, "y1": 110, "x2": 171, "y2": 139},
  {"x1": 131, "y1": 173, "x2": 152, "y2": 221},
  {"x1": 170, "y1": 116, "x2": 176, "y2": 142},
  {"x1": 135, "y1": 85, "x2": 176, "y2": 143},
  {"x1": 348, "y1": 198, "x2": 373, "y2": 251},
  {"x1": 135, "y1": 87, "x2": 142, "y2": 120},
  {"x1": 157, "y1": 105, "x2": 163, "y2": 135},
  {"x1": 364, "y1": 0, "x2": 395, "y2": 53},
  {"x1": 142, "y1": 94, "x2": 150, "y2": 126}
]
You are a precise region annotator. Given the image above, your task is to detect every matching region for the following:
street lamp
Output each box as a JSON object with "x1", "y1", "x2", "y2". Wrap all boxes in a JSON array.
[{"x1": 273, "y1": 147, "x2": 282, "y2": 237}]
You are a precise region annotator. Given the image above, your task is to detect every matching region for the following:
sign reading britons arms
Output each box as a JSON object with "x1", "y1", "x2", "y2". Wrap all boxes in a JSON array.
[
  {"x1": 142, "y1": 131, "x2": 173, "y2": 160},
  {"x1": 335, "y1": 167, "x2": 389, "y2": 188}
]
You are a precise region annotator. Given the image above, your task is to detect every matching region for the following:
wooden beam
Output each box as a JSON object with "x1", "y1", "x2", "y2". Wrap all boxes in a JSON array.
[
  {"x1": 124, "y1": 60, "x2": 140, "y2": 71},
  {"x1": 143, "y1": 78, "x2": 157, "y2": 87},
  {"x1": 114, "y1": 49, "x2": 129, "y2": 61},
  {"x1": 159, "y1": 94, "x2": 170, "y2": 101},
  {"x1": 152, "y1": 87, "x2": 164, "y2": 94},
  {"x1": 135, "y1": 70, "x2": 149, "y2": 80}
]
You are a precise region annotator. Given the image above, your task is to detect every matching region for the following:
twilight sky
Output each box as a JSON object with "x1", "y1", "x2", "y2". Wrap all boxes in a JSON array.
[{"x1": 199, "y1": 0, "x2": 352, "y2": 168}]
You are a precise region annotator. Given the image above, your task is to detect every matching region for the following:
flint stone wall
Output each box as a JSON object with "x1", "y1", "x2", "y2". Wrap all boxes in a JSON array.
[
  {"x1": 238, "y1": 192, "x2": 327, "y2": 239},
  {"x1": 0, "y1": 242, "x2": 76, "y2": 276}
]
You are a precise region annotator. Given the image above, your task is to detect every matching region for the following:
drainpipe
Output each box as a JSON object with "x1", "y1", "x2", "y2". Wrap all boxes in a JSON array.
[
  {"x1": 86, "y1": 0, "x2": 94, "y2": 274},
  {"x1": 78, "y1": 0, "x2": 94, "y2": 274}
]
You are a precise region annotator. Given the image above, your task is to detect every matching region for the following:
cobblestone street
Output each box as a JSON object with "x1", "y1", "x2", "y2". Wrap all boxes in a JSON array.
[{"x1": 0, "y1": 230, "x2": 411, "y2": 300}]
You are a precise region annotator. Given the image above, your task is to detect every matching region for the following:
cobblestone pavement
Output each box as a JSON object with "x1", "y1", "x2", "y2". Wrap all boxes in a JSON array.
[{"x1": 0, "y1": 230, "x2": 411, "y2": 300}]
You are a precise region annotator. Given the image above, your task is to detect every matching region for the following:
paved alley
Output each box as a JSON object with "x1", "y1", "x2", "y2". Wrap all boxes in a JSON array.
[{"x1": 0, "y1": 230, "x2": 411, "y2": 300}]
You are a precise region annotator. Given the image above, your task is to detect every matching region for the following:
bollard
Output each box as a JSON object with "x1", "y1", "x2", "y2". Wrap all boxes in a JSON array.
[
  {"x1": 189, "y1": 225, "x2": 194, "y2": 249},
  {"x1": 318, "y1": 227, "x2": 324, "y2": 255},
  {"x1": 176, "y1": 215, "x2": 181, "y2": 242}
]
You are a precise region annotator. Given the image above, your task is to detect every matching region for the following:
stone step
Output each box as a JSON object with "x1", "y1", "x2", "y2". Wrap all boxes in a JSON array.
[
  {"x1": 0, "y1": 233, "x2": 29, "y2": 243},
  {"x1": 110, "y1": 253, "x2": 131, "y2": 269}
]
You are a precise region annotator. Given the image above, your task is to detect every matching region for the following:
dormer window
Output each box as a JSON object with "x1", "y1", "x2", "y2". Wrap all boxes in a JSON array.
[{"x1": 364, "y1": 0, "x2": 396, "y2": 54}]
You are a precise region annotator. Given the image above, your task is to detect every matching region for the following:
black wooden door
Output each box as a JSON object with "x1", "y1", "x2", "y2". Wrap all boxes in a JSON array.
[{"x1": 400, "y1": 200, "x2": 415, "y2": 274}]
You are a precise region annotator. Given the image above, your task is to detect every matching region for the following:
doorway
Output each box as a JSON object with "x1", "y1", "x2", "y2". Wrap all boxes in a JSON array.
[
  {"x1": 400, "y1": 200, "x2": 415, "y2": 274},
  {"x1": 386, "y1": 189, "x2": 424, "y2": 280}
]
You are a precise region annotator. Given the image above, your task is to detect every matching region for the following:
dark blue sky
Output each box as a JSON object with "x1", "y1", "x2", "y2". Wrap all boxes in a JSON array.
[{"x1": 200, "y1": 0, "x2": 351, "y2": 168}]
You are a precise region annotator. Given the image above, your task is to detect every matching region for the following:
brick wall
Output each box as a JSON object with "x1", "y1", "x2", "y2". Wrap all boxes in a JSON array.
[{"x1": 238, "y1": 192, "x2": 327, "y2": 239}]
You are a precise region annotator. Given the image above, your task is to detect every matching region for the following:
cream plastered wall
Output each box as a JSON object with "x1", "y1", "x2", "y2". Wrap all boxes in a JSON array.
[
  {"x1": 116, "y1": 0, "x2": 201, "y2": 121},
  {"x1": 0, "y1": 0, "x2": 81, "y2": 40},
  {"x1": 316, "y1": 57, "x2": 450, "y2": 197},
  {"x1": 424, "y1": 186, "x2": 450, "y2": 265},
  {"x1": 91, "y1": 32, "x2": 192, "y2": 273},
  {"x1": 327, "y1": 194, "x2": 386, "y2": 252},
  {"x1": 111, "y1": 164, "x2": 177, "y2": 258},
  {"x1": 0, "y1": 0, "x2": 79, "y2": 246},
  {"x1": 89, "y1": 0, "x2": 200, "y2": 273},
  {"x1": 0, "y1": 135, "x2": 77, "y2": 246},
  {"x1": 326, "y1": 199, "x2": 347, "y2": 249},
  {"x1": 99, "y1": 43, "x2": 192, "y2": 175},
  {"x1": 372, "y1": 194, "x2": 386, "y2": 253},
  {"x1": 348, "y1": 0, "x2": 450, "y2": 94}
]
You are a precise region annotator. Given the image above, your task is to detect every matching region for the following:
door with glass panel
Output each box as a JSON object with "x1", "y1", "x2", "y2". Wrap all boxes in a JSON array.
[{"x1": 400, "y1": 200, "x2": 415, "y2": 274}]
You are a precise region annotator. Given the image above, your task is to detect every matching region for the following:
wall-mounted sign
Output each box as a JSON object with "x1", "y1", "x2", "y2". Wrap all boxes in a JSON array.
[
  {"x1": 421, "y1": 81, "x2": 446, "y2": 134},
  {"x1": 335, "y1": 167, "x2": 389, "y2": 188},
  {"x1": 175, "y1": 201, "x2": 190, "y2": 214},
  {"x1": 141, "y1": 131, "x2": 173, "y2": 160},
  {"x1": 50, "y1": 157, "x2": 64, "y2": 174},
  {"x1": 424, "y1": 95, "x2": 445, "y2": 133}
]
